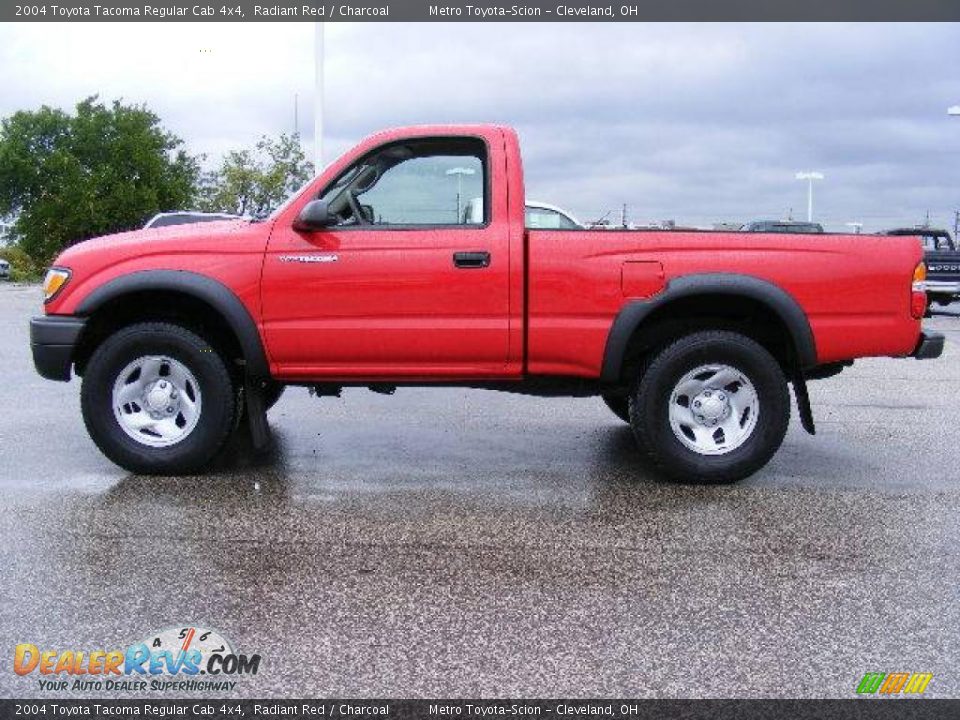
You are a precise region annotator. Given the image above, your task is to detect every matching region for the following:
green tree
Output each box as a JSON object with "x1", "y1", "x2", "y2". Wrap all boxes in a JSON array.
[
  {"x1": 201, "y1": 133, "x2": 313, "y2": 217},
  {"x1": 0, "y1": 97, "x2": 199, "y2": 265}
]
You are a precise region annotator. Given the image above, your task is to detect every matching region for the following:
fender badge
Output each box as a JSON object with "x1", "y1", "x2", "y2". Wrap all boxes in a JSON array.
[{"x1": 278, "y1": 254, "x2": 339, "y2": 263}]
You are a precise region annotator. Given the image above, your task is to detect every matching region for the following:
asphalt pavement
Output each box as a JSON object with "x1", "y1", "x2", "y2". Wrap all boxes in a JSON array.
[{"x1": 1, "y1": 282, "x2": 959, "y2": 698}]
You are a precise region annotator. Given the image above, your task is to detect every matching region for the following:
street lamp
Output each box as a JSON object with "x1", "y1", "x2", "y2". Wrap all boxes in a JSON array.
[
  {"x1": 795, "y1": 171, "x2": 824, "y2": 222},
  {"x1": 314, "y1": 22, "x2": 325, "y2": 171},
  {"x1": 446, "y1": 167, "x2": 476, "y2": 221},
  {"x1": 948, "y1": 105, "x2": 960, "y2": 116}
]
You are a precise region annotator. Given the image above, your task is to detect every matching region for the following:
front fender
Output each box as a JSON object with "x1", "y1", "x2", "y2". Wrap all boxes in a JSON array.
[{"x1": 74, "y1": 270, "x2": 270, "y2": 378}]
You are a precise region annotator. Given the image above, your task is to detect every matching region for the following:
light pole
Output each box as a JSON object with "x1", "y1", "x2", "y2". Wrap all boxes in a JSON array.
[
  {"x1": 948, "y1": 105, "x2": 960, "y2": 116},
  {"x1": 795, "y1": 171, "x2": 824, "y2": 222},
  {"x1": 445, "y1": 167, "x2": 476, "y2": 221},
  {"x1": 314, "y1": 22, "x2": 325, "y2": 171}
]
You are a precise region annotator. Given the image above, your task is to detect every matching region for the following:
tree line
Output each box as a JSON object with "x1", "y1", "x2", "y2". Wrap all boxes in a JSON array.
[{"x1": 0, "y1": 97, "x2": 314, "y2": 280}]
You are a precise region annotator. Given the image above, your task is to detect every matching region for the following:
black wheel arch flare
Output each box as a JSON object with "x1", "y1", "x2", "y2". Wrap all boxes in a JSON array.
[
  {"x1": 600, "y1": 272, "x2": 818, "y2": 385},
  {"x1": 74, "y1": 270, "x2": 271, "y2": 379}
]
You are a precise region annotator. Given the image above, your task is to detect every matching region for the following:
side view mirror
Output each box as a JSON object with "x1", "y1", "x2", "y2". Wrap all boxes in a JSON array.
[{"x1": 293, "y1": 199, "x2": 332, "y2": 231}]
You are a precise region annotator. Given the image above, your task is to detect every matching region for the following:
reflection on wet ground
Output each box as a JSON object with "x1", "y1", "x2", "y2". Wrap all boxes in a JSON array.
[{"x1": 1, "y1": 285, "x2": 959, "y2": 697}]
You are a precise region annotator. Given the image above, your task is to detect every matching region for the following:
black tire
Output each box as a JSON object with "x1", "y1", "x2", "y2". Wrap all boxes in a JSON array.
[
  {"x1": 629, "y1": 330, "x2": 790, "y2": 484},
  {"x1": 601, "y1": 393, "x2": 631, "y2": 423},
  {"x1": 81, "y1": 322, "x2": 238, "y2": 475},
  {"x1": 263, "y1": 382, "x2": 286, "y2": 411}
]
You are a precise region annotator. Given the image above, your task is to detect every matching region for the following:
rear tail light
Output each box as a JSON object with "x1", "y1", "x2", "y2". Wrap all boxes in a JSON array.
[{"x1": 910, "y1": 261, "x2": 927, "y2": 319}]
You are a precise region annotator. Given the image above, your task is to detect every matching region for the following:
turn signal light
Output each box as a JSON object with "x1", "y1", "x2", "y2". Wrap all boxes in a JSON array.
[
  {"x1": 42, "y1": 267, "x2": 71, "y2": 303},
  {"x1": 910, "y1": 261, "x2": 927, "y2": 319}
]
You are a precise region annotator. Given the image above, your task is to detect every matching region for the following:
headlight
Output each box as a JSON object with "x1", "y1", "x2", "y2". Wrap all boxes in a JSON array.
[{"x1": 43, "y1": 267, "x2": 71, "y2": 303}]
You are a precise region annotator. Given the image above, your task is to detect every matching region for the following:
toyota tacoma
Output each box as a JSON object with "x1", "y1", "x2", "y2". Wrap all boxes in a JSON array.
[{"x1": 30, "y1": 124, "x2": 944, "y2": 482}]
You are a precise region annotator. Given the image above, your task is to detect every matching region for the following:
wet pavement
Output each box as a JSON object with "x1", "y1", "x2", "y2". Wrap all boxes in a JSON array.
[{"x1": 1, "y1": 282, "x2": 958, "y2": 698}]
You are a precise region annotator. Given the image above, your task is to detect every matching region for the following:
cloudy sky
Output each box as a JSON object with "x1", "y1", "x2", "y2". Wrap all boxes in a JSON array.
[{"x1": 1, "y1": 22, "x2": 958, "y2": 230}]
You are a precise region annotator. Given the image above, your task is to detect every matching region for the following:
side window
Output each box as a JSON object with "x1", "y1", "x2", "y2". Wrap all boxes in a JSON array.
[{"x1": 319, "y1": 138, "x2": 487, "y2": 227}]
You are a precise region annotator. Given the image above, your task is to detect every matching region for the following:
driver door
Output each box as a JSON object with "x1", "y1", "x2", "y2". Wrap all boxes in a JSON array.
[{"x1": 260, "y1": 136, "x2": 512, "y2": 379}]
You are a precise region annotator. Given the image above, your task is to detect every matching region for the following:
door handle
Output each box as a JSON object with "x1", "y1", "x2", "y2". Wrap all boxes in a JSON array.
[{"x1": 453, "y1": 251, "x2": 491, "y2": 269}]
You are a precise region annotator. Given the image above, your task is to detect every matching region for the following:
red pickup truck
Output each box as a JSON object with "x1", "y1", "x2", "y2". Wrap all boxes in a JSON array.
[{"x1": 30, "y1": 124, "x2": 943, "y2": 483}]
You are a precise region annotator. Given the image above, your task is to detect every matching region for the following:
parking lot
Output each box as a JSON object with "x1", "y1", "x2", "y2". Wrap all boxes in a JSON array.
[{"x1": 1, "y1": 281, "x2": 958, "y2": 698}]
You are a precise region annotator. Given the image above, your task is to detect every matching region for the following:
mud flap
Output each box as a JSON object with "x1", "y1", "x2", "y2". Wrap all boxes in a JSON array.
[
  {"x1": 245, "y1": 379, "x2": 271, "y2": 451},
  {"x1": 793, "y1": 374, "x2": 816, "y2": 435}
]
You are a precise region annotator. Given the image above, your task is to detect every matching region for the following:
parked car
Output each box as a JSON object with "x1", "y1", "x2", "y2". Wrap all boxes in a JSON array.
[
  {"x1": 30, "y1": 124, "x2": 942, "y2": 483},
  {"x1": 0, "y1": 258, "x2": 9, "y2": 279},
  {"x1": 882, "y1": 228, "x2": 959, "y2": 308},
  {"x1": 144, "y1": 212, "x2": 244, "y2": 229},
  {"x1": 741, "y1": 220, "x2": 825, "y2": 233},
  {"x1": 524, "y1": 201, "x2": 582, "y2": 229},
  {"x1": 463, "y1": 198, "x2": 582, "y2": 229}
]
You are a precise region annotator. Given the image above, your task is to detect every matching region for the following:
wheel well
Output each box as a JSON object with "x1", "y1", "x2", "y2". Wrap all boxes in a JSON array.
[
  {"x1": 73, "y1": 291, "x2": 245, "y2": 379},
  {"x1": 617, "y1": 294, "x2": 799, "y2": 387}
]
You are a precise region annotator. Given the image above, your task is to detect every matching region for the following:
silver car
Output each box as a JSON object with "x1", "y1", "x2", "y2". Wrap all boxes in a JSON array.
[
  {"x1": 144, "y1": 211, "x2": 244, "y2": 229},
  {"x1": 0, "y1": 258, "x2": 9, "y2": 279}
]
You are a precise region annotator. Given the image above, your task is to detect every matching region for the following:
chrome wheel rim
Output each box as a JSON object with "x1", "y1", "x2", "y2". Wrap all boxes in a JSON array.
[
  {"x1": 112, "y1": 355, "x2": 202, "y2": 448},
  {"x1": 668, "y1": 363, "x2": 759, "y2": 456}
]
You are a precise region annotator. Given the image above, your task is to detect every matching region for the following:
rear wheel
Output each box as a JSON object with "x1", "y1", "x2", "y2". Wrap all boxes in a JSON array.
[
  {"x1": 601, "y1": 393, "x2": 631, "y2": 423},
  {"x1": 629, "y1": 330, "x2": 790, "y2": 484},
  {"x1": 81, "y1": 322, "x2": 238, "y2": 475}
]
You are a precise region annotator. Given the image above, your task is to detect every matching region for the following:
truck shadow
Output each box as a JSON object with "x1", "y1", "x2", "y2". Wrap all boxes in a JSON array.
[{"x1": 100, "y1": 423, "x2": 294, "y2": 505}]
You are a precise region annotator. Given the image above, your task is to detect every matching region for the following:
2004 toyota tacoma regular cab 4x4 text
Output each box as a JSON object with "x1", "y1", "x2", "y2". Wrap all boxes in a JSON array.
[{"x1": 30, "y1": 125, "x2": 945, "y2": 482}]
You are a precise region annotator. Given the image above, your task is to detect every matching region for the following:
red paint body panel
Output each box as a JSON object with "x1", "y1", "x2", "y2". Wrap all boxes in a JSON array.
[
  {"x1": 526, "y1": 230, "x2": 922, "y2": 377},
  {"x1": 45, "y1": 124, "x2": 925, "y2": 384},
  {"x1": 49, "y1": 218, "x2": 268, "y2": 326}
]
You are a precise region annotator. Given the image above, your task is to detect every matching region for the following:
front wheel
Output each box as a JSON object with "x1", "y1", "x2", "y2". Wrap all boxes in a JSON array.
[
  {"x1": 81, "y1": 322, "x2": 238, "y2": 475},
  {"x1": 601, "y1": 393, "x2": 631, "y2": 423},
  {"x1": 629, "y1": 330, "x2": 790, "y2": 484}
]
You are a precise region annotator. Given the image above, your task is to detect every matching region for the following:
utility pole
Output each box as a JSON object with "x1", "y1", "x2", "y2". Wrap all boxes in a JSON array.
[
  {"x1": 294, "y1": 93, "x2": 299, "y2": 136},
  {"x1": 621, "y1": 203, "x2": 628, "y2": 229},
  {"x1": 445, "y1": 167, "x2": 475, "y2": 221},
  {"x1": 950, "y1": 109, "x2": 958, "y2": 238}
]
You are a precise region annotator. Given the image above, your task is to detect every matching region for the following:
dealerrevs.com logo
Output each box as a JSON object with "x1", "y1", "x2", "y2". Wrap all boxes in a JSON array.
[{"x1": 14, "y1": 626, "x2": 261, "y2": 693}]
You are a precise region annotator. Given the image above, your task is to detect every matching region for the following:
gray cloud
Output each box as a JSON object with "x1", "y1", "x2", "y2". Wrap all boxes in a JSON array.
[{"x1": 1, "y1": 21, "x2": 958, "y2": 230}]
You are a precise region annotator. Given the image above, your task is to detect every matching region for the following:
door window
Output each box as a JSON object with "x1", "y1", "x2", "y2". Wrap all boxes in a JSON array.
[{"x1": 319, "y1": 138, "x2": 487, "y2": 227}]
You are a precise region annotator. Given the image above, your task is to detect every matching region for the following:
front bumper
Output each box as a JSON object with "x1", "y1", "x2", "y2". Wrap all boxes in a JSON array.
[
  {"x1": 911, "y1": 331, "x2": 945, "y2": 360},
  {"x1": 30, "y1": 316, "x2": 86, "y2": 381}
]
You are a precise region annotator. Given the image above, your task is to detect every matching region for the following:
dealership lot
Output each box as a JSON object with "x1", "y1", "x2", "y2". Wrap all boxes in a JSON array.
[{"x1": 1, "y1": 281, "x2": 959, "y2": 697}]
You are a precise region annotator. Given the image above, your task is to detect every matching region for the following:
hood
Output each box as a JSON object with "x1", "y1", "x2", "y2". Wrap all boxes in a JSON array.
[{"x1": 56, "y1": 219, "x2": 255, "y2": 266}]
